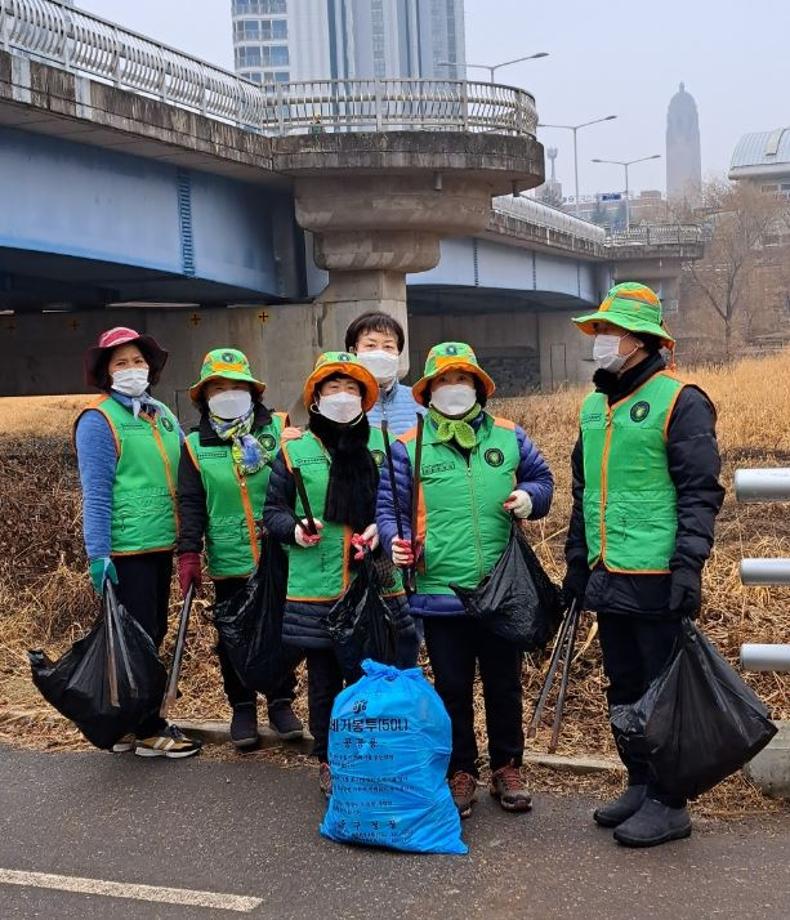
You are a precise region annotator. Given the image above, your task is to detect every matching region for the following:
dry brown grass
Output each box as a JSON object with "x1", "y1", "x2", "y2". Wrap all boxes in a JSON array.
[{"x1": 1, "y1": 356, "x2": 788, "y2": 816}]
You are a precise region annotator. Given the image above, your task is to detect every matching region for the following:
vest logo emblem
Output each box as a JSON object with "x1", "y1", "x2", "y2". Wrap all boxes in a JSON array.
[
  {"x1": 161, "y1": 417, "x2": 174, "y2": 432},
  {"x1": 370, "y1": 449, "x2": 385, "y2": 468},
  {"x1": 630, "y1": 401, "x2": 651, "y2": 423},
  {"x1": 260, "y1": 434, "x2": 277, "y2": 452},
  {"x1": 484, "y1": 448, "x2": 505, "y2": 468}
]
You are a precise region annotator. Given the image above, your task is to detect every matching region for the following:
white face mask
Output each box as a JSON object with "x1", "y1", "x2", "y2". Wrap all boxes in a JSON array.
[
  {"x1": 208, "y1": 389, "x2": 253, "y2": 420},
  {"x1": 111, "y1": 367, "x2": 149, "y2": 397},
  {"x1": 430, "y1": 383, "x2": 477, "y2": 417},
  {"x1": 593, "y1": 334, "x2": 640, "y2": 373},
  {"x1": 318, "y1": 392, "x2": 363, "y2": 424},
  {"x1": 357, "y1": 350, "x2": 400, "y2": 386}
]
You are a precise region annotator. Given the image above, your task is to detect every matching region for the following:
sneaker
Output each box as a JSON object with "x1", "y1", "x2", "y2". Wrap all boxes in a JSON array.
[
  {"x1": 489, "y1": 764, "x2": 533, "y2": 813},
  {"x1": 135, "y1": 725, "x2": 202, "y2": 760},
  {"x1": 319, "y1": 762, "x2": 332, "y2": 798},
  {"x1": 231, "y1": 704, "x2": 260, "y2": 749},
  {"x1": 268, "y1": 702, "x2": 305, "y2": 741},
  {"x1": 449, "y1": 771, "x2": 478, "y2": 819},
  {"x1": 111, "y1": 733, "x2": 135, "y2": 754},
  {"x1": 613, "y1": 799, "x2": 692, "y2": 848},
  {"x1": 593, "y1": 784, "x2": 647, "y2": 828}
]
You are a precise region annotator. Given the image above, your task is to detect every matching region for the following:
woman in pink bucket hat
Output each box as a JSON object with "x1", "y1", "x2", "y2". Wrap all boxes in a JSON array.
[{"x1": 74, "y1": 326, "x2": 201, "y2": 760}]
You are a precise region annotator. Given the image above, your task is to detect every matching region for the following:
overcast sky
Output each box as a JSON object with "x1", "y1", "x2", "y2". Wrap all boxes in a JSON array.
[{"x1": 77, "y1": 0, "x2": 789, "y2": 199}]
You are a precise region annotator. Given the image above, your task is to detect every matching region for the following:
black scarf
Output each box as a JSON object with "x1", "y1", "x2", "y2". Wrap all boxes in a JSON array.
[
  {"x1": 308, "y1": 410, "x2": 378, "y2": 533},
  {"x1": 593, "y1": 352, "x2": 667, "y2": 405}
]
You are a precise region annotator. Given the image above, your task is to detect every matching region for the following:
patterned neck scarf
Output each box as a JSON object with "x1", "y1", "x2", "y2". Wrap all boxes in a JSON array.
[
  {"x1": 428, "y1": 403, "x2": 482, "y2": 450},
  {"x1": 209, "y1": 405, "x2": 267, "y2": 475}
]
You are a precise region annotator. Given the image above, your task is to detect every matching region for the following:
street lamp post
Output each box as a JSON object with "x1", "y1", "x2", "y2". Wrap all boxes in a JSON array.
[
  {"x1": 538, "y1": 116, "x2": 617, "y2": 217},
  {"x1": 438, "y1": 52, "x2": 548, "y2": 83},
  {"x1": 591, "y1": 154, "x2": 662, "y2": 231}
]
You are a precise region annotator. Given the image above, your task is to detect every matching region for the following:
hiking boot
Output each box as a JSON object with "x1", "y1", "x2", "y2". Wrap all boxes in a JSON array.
[
  {"x1": 111, "y1": 733, "x2": 135, "y2": 753},
  {"x1": 593, "y1": 784, "x2": 647, "y2": 828},
  {"x1": 135, "y1": 725, "x2": 202, "y2": 760},
  {"x1": 449, "y1": 771, "x2": 478, "y2": 819},
  {"x1": 319, "y1": 762, "x2": 332, "y2": 798},
  {"x1": 613, "y1": 799, "x2": 692, "y2": 848},
  {"x1": 489, "y1": 764, "x2": 533, "y2": 813},
  {"x1": 268, "y1": 701, "x2": 305, "y2": 741},
  {"x1": 230, "y1": 704, "x2": 259, "y2": 749}
]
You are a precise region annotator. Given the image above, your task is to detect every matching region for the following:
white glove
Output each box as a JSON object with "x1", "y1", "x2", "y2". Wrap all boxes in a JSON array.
[
  {"x1": 295, "y1": 518, "x2": 323, "y2": 547},
  {"x1": 360, "y1": 523, "x2": 379, "y2": 552},
  {"x1": 392, "y1": 537, "x2": 415, "y2": 567},
  {"x1": 503, "y1": 489, "x2": 533, "y2": 520}
]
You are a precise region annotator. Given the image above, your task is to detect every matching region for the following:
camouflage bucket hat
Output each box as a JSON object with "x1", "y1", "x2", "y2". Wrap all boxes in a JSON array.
[
  {"x1": 189, "y1": 348, "x2": 266, "y2": 402},
  {"x1": 573, "y1": 282, "x2": 675, "y2": 346},
  {"x1": 303, "y1": 351, "x2": 380, "y2": 412},
  {"x1": 412, "y1": 342, "x2": 496, "y2": 407}
]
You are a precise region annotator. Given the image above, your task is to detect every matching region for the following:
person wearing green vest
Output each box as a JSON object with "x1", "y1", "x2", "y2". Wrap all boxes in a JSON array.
[
  {"x1": 263, "y1": 352, "x2": 418, "y2": 796},
  {"x1": 377, "y1": 342, "x2": 554, "y2": 820},
  {"x1": 563, "y1": 282, "x2": 724, "y2": 848},
  {"x1": 75, "y1": 326, "x2": 201, "y2": 760},
  {"x1": 176, "y1": 348, "x2": 305, "y2": 749}
]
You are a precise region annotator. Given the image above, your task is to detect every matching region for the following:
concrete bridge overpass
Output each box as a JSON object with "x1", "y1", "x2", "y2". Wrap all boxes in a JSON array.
[{"x1": 0, "y1": 0, "x2": 702, "y2": 411}]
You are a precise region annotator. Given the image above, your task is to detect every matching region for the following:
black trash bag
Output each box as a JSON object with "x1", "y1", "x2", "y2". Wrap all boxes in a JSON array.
[
  {"x1": 450, "y1": 525, "x2": 564, "y2": 651},
  {"x1": 327, "y1": 552, "x2": 398, "y2": 679},
  {"x1": 29, "y1": 588, "x2": 167, "y2": 750},
  {"x1": 610, "y1": 619, "x2": 778, "y2": 800},
  {"x1": 213, "y1": 535, "x2": 300, "y2": 695}
]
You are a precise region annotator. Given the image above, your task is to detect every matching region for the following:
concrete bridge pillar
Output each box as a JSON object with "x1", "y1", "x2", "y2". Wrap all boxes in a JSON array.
[{"x1": 273, "y1": 133, "x2": 544, "y2": 371}]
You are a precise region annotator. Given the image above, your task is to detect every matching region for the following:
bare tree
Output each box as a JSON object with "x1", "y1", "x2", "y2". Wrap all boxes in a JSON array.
[{"x1": 687, "y1": 181, "x2": 790, "y2": 357}]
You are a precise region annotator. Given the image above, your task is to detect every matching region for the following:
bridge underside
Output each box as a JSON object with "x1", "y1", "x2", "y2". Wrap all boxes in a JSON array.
[{"x1": 408, "y1": 284, "x2": 595, "y2": 315}]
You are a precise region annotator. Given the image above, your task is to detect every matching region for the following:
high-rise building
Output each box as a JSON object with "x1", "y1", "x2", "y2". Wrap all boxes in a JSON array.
[
  {"x1": 666, "y1": 82, "x2": 702, "y2": 203},
  {"x1": 231, "y1": 0, "x2": 466, "y2": 85}
]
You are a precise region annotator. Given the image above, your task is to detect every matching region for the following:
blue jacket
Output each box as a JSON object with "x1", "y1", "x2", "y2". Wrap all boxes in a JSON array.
[
  {"x1": 366, "y1": 382, "x2": 425, "y2": 436},
  {"x1": 376, "y1": 412, "x2": 554, "y2": 616}
]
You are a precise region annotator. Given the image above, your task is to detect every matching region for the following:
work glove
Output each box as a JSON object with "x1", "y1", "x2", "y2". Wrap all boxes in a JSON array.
[
  {"x1": 89, "y1": 557, "x2": 118, "y2": 596},
  {"x1": 351, "y1": 523, "x2": 379, "y2": 561},
  {"x1": 392, "y1": 537, "x2": 422, "y2": 568},
  {"x1": 295, "y1": 518, "x2": 323, "y2": 548},
  {"x1": 561, "y1": 561, "x2": 590, "y2": 609},
  {"x1": 669, "y1": 567, "x2": 702, "y2": 619},
  {"x1": 503, "y1": 489, "x2": 533, "y2": 519},
  {"x1": 177, "y1": 552, "x2": 203, "y2": 596}
]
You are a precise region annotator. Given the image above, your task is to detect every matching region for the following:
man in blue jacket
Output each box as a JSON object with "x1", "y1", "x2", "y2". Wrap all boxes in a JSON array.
[{"x1": 377, "y1": 342, "x2": 553, "y2": 819}]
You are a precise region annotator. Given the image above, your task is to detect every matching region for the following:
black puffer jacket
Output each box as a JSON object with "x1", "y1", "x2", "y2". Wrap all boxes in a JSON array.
[
  {"x1": 565, "y1": 353, "x2": 725, "y2": 617},
  {"x1": 263, "y1": 450, "x2": 418, "y2": 659}
]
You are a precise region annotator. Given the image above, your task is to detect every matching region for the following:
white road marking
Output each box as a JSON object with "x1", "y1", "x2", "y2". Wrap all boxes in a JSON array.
[{"x1": 0, "y1": 868, "x2": 262, "y2": 913}]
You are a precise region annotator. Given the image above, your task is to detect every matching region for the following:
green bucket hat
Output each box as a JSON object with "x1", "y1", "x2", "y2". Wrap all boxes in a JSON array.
[
  {"x1": 189, "y1": 348, "x2": 266, "y2": 403},
  {"x1": 573, "y1": 282, "x2": 675, "y2": 347},
  {"x1": 412, "y1": 342, "x2": 496, "y2": 407}
]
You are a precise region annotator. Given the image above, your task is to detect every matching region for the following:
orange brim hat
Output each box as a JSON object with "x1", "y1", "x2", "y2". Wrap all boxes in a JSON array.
[
  {"x1": 302, "y1": 352, "x2": 380, "y2": 413},
  {"x1": 412, "y1": 347, "x2": 496, "y2": 408}
]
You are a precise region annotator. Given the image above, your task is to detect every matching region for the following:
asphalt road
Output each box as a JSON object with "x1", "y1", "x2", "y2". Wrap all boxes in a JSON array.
[{"x1": 0, "y1": 745, "x2": 788, "y2": 920}]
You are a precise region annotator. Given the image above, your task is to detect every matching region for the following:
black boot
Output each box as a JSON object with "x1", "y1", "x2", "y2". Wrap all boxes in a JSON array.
[
  {"x1": 268, "y1": 701, "x2": 305, "y2": 741},
  {"x1": 613, "y1": 799, "x2": 692, "y2": 848},
  {"x1": 593, "y1": 784, "x2": 647, "y2": 828},
  {"x1": 230, "y1": 703, "x2": 259, "y2": 749}
]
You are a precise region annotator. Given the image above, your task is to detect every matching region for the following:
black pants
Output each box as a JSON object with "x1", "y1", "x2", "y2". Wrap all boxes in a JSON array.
[
  {"x1": 597, "y1": 612, "x2": 684, "y2": 806},
  {"x1": 114, "y1": 551, "x2": 172, "y2": 738},
  {"x1": 305, "y1": 648, "x2": 349, "y2": 763},
  {"x1": 424, "y1": 616, "x2": 523, "y2": 777},
  {"x1": 213, "y1": 578, "x2": 299, "y2": 711}
]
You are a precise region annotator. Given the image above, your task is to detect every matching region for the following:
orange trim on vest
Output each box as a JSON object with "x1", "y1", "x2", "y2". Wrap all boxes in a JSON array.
[
  {"x1": 492, "y1": 416, "x2": 516, "y2": 431},
  {"x1": 145, "y1": 414, "x2": 179, "y2": 532},
  {"x1": 235, "y1": 467, "x2": 261, "y2": 568},
  {"x1": 184, "y1": 437, "x2": 200, "y2": 471},
  {"x1": 73, "y1": 397, "x2": 121, "y2": 456}
]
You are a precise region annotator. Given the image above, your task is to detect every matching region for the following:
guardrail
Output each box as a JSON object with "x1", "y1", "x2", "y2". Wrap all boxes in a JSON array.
[
  {"x1": 493, "y1": 195, "x2": 606, "y2": 245},
  {"x1": 605, "y1": 225, "x2": 703, "y2": 247},
  {"x1": 0, "y1": 0, "x2": 537, "y2": 136},
  {"x1": 736, "y1": 467, "x2": 790, "y2": 673}
]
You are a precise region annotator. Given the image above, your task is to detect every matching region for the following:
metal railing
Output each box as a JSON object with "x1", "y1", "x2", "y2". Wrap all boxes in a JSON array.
[
  {"x1": 493, "y1": 195, "x2": 606, "y2": 245},
  {"x1": 0, "y1": 0, "x2": 537, "y2": 136},
  {"x1": 605, "y1": 225, "x2": 703, "y2": 247},
  {"x1": 736, "y1": 468, "x2": 790, "y2": 673}
]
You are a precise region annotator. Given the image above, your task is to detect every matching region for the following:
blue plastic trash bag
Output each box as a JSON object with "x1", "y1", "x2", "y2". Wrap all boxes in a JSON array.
[{"x1": 320, "y1": 659, "x2": 468, "y2": 855}]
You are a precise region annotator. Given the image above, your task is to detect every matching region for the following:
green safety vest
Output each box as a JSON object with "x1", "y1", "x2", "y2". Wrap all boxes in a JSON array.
[
  {"x1": 580, "y1": 371, "x2": 685, "y2": 573},
  {"x1": 282, "y1": 427, "x2": 398, "y2": 602},
  {"x1": 76, "y1": 395, "x2": 181, "y2": 555},
  {"x1": 185, "y1": 413, "x2": 287, "y2": 578},
  {"x1": 402, "y1": 414, "x2": 520, "y2": 595}
]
